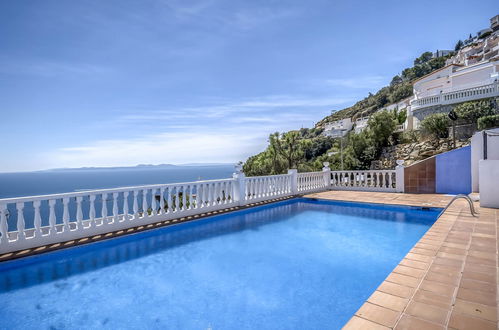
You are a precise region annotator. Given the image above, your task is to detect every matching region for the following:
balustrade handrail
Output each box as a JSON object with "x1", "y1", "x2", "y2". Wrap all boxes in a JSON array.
[
  {"x1": 245, "y1": 173, "x2": 291, "y2": 180},
  {"x1": 412, "y1": 81, "x2": 499, "y2": 109},
  {"x1": 330, "y1": 170, "x2": 394, "y2": 173}
]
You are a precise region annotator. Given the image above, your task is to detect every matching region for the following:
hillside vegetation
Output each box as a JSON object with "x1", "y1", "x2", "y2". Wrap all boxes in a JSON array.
[
  {"x1": 316, "y1": 52, "x2": 451, "y2": 127},
  {"x1": 243, "y1": 52, "x2": 456, "y2": 176}
]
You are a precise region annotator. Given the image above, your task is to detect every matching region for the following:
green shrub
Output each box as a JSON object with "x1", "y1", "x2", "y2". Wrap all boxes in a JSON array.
[
  {"x1": 478, "y1": 114, "x2": 499, "y2": 130},
  {"x1": 421, "y1": 113, "x2": 450, "y2": 138},
  {"x1": 454, "y1": 100, "x2": 495, "y2": 123},
  {"x1": 401, "y1": 129, "x2": 420, "y2": 143}
]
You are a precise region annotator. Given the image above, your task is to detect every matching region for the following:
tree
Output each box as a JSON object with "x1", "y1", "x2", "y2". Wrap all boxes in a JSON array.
[
  {"x1": 478, "y1": 115, "x2": 499, "y2": 130},
  {"x1": 270, "y1": 131, "x2": 306, "y2": 169},
  {"x1": 421, "y1": 113, "x2": 449, "y2": 139},
  {"x1": 367, "y1": 110, "x2": 397, "y2": 149},
  {"x1": 454, "y1": 40, "x2": 464, "y2": 51},
  {"x1": 454, "y1": 100, "x2": 495, "y2": 123},
  {"x1": 414, "y1": 52, "x2": 433, "y2": 66},
  {"x1": 390, "y1": 75, "x2": 403, "y2": 86}
]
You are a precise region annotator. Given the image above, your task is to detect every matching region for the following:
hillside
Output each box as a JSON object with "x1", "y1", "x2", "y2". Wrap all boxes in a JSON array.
[
  {"x1": 315, "y1": 52, "x2": 451, "y2": 128},
  {"x1": 242, "y1": 51, "x2": 457, "y2": 176}
]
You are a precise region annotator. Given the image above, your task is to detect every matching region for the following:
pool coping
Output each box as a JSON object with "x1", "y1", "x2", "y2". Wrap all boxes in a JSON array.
[
  {"x1": 305, "y1": 191, "x2": 497, "y2": 330},
  {"x1": 0, "y1": 195, "x2": 298, "y2": 262}
]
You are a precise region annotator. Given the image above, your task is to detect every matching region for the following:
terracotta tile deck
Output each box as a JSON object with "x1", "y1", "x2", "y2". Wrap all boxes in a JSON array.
[{"x1": 304, "y1": 191, "x2": 498, "y2": 330}]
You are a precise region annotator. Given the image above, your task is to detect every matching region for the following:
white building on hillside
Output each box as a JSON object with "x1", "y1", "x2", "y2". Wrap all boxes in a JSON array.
[
  {"x1": 323, "y1": 118, "x2": 352, "y2": 138},
  {"x1": 410, "y1": 60, "x2": 499, "y2": 124},
  {"x1": 354, "y1": 117, "x2": 369, "y2": 133},
  {"x1": 412, "y1": 61, "x2": 498, "y2": 101}
]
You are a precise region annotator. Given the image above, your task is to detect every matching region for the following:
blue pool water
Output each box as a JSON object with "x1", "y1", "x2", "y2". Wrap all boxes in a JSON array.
[{"x1": 0, "y1": 198, "x2": 440, "y2": 330}]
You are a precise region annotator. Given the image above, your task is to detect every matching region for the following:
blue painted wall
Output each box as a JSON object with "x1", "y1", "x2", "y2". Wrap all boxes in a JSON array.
[{"x1": 436, "y1": 146, "x2": 471, "y2": 194}]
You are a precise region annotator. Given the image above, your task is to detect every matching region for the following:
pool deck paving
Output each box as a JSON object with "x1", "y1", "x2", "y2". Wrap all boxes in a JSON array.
[{"x1": 304, "y1": 191, "x2": 498, "y2": 330}]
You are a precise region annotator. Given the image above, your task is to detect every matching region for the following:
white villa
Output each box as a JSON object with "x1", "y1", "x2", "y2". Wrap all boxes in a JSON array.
[
  {"x1": 323, "y1": 118, "x2": 352, "y2": 137},
  {"x1": 410, "y1": 60, "x2": 499, "y2": 124}
]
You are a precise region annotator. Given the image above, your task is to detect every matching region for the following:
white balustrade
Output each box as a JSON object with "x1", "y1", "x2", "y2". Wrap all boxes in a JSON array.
[
  {"x1": 0, "y1": 179, "x2": 237, "y2": 254},
  {"x1": 244, "y1": 174, "x2": 292, "y2": 203},
  {"x1": 329, "y1": 170, "x2": 396, "y2": 192},
  {"x1": 297, "y1": 172, "x2": 328, "y2": 193},
  {"x1": 411, "y1": 82, "x2": 499, "y2": 111},
  {"x1": 0, "y1": 165, "x2": 404, "y2": 254}
]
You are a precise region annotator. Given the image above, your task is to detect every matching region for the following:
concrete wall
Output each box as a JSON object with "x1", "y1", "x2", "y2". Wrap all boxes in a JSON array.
[
  {"x1": 479, "y1": 160, "x2": 499, "y2": 208},
  {"x1": 436, "y1": 146, "x2": 471, "y2": 194},
  {"x1": 471, "y1": 128, "x2": 499, "y2": 192}
]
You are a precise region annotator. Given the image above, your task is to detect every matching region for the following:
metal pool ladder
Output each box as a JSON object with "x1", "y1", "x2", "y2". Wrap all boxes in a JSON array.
[{"x1": 439, "y1": 194, "x2": 479, "y2": 218}]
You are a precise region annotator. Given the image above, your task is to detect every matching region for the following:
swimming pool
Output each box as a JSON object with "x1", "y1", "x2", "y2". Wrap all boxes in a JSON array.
[{"x1": 0, "y1": 198, "x2": 440, "y2": 329}]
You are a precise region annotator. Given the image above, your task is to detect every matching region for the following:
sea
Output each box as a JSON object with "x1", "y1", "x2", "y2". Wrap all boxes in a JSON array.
[{"x1": 0, "y1": 165, "x2": 235, "y2": 199}]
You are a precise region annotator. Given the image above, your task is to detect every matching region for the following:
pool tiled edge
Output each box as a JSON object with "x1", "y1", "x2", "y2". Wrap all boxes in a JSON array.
[{"x1": 305, "y1": 191, "x2": 498, "y2": 330}]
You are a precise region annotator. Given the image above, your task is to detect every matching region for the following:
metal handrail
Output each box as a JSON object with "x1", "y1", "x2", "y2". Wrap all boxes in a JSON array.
[{"x1": 438, "y1": 194, "x2": 479, "y2": 218}]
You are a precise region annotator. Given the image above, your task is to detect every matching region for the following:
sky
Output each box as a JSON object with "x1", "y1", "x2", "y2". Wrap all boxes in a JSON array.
[{"x1": 0, "y1": 1, "x2": 497, "y2": 172}]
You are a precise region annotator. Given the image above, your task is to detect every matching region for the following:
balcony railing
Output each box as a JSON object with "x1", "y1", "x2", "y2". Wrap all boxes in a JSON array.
[
  {"x1": 411, "y1": 82, "x2": 499, "y2": 111},
  {"x1": 0, "y1": 164, "x2": 404, "y2": 254}
]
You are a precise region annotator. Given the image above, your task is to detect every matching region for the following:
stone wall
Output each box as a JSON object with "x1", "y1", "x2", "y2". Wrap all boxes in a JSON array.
[{"x1": 371, "y1": 139, "x2": 470, "y2": 169}]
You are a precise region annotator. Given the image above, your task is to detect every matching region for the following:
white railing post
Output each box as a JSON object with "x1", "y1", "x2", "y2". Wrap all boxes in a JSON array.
[
  {"x1": 232, "y1": 164, "x2": 247, "y2": 206},
  {"x1": 395, "y1": 160, "x2": 405, "y2": 193},
  {"x1": 322, "y1": 162, "x2": 331, "y2": 190},
  {"x1": 288, "y1": 169, "x2": 298, "y2": 195}
]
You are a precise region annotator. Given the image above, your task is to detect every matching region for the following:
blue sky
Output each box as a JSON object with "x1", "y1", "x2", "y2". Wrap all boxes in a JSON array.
[{"x1": 0, "y1": 1, "x2": 497, "y2": 172}]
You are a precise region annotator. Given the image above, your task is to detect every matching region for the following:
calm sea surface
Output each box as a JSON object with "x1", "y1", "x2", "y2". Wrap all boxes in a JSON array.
[{"x1": 0, "y1": 165, "x2": 234, "y2": 199}]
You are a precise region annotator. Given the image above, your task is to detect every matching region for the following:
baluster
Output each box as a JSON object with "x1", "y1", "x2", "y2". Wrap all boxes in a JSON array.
[
  {"x1": 200, "y1": 184, "x2": 205, "y2": 207},
  {"x1": 16, "y1": 202, "x2": 25, "y2": 240},
  {"x1": 89, "y1": 195, "x2": 96, "y2": 226},
  {"x1": 182, "y1": 185, "x2": 187, "y2": 210},
  {"x1": 33, "y1": 200, "x2": 42, "y2": 236},
  {"x1": 172, "y1": 187, "x2": 178, "y2": 211},
  {"x1": 76, "y1": 196, "x2": 83, "y2": 228},
  {"x1": 208, "y1": 183, "x2": 214, "y2": 206},
  {"x1": 142, "y1": 189, "x2": 148, "y2": 217},
  {"x1": 218, "y1": 182, "x2": 223, "y2": 204},
  {"x1": 229, "y1": 181, "x2": 233, "y2": 201},
  {"x1": 187, "y1": 185, "x2": 193, "y2": 209},
  {"x1": 101, "y1": 193, "x2": 108, "y2": 224},
  {"x1": 159, "y1": 188, "x2": 165, "y2": 214},
  {"x1": 0, "y1": 203, "x2": 8, "y2": 243},
  {"x1": 123, "y1": 191, "x2": 129, "y2": 221},
  {"x1": 62, "y1": 197, "x2": 70, "y2": 231},
  {"x1": 246, "y1": 180, "x2": 250, "y2": 200},
  {"x1": 48, "y1": 200, "x2": 56, "y2": 233},
  {"x1": 194, "y1": 184, "x2": 200, "y2": 208},
  {"x1": 220, "y1": 182, "x2": 225, "y2": 204},
  {"x1": 166, "y1": 187, "x2": 172, "y2": 212},
  {"x1": 212, "y1": 182, "x2": 217, "y2": 205},
  {"x1": 112, "y1": 193, "x2": 119, "y2": 223},
  {"x1": 151, "y1": 189, "x2": 157, "y2": 215},
  {"x1": 133, "y1": 191, "x2": 139, "y2": 219},
  {"x1": 388, "y1": 172, "x2": 393, "y2": 189}
]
